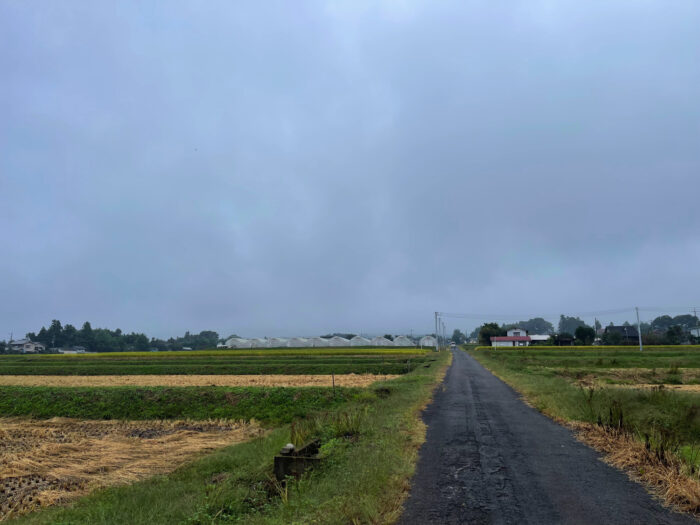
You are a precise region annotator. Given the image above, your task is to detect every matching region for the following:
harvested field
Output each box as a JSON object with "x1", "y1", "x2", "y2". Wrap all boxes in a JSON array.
[
  {"x1": 0, "y1": 418, "x2": 263, "y2": 520},
  {"x1": 0, "y1": 374, "x2": 397, "y2": 388}
]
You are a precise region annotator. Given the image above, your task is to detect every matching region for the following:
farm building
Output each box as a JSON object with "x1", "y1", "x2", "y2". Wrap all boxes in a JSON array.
[
  {"x1": 227, "y1": 338, "x2": 253, "y2": 349},
  {"x1": 419, "y1": 336, "x2": 436, "y2": 347},
  {"x1": 250, "y1": 338, "x2": 269, "y2": 348},
  {"x1": 8, "y1": 339, "x2": 45, "y2": 353},
  {"x1": 393, "y1": 336, "x2": 414, "y2": 347},
  {"x1": 307, "y1": 337, "x2": 329, "y2": 347},
  {"x1": 491, "y1": 328, "x2": 531, "y2": 347},
  {"x1": 288, "y1": 337, "x2": 309, "y2": 348},
  {"x1": 327, "y1": 336, "x2": 350, "y2": 347},
  {"x1": 604, "y1": 325, "x2": 639, "y2": 344},
  {"x1": 350, "y1": 336, "x2": 371, "y2": 346},
  {"x1": 370, "y1": 336, "x2": 393, "y2": 346},
  {"x1": 268, "y1": 338, "x2": 289, "y2": 348}
]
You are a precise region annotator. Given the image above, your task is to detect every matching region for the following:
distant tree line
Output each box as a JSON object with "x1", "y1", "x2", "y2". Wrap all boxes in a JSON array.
[
  {"x1": 2, "y1": 320, "x2": 220, "y2": 353},
  {"x1": 471, "y1": 314, "x2": 700, "y2": 346}
]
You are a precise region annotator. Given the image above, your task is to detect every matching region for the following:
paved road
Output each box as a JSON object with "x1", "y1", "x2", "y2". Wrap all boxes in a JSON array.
[{"x1": 399, "y1": 349, "x2": 697, "y2": 525}]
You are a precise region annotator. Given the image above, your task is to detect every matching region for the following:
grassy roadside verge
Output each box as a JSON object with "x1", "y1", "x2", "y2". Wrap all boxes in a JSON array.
[
  {"x1": 467, "y1": 347, "x2": 700, "y2": 513},
  {"x1": 13, "y1": 351, "x2": 450, "y2": 524}
]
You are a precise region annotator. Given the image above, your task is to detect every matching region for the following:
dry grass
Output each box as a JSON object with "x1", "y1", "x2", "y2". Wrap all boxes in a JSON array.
[
  {"x1": 0, "y1": 374, "x2": 398, "y2": 388},
  {"x1": 569, "y1": 421, "x2": 700, "y2": 516},
  {"x1": 608, "y1": 384, "x2": 700, "y2": 392},
  {"x1": 0, "y1": 418, "x2": 263, "y2": 520}
]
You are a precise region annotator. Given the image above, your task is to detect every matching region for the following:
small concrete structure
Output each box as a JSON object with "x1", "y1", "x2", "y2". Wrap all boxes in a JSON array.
[{"x1": 274, "y1": 440, "x2": 321, "y2": 481}]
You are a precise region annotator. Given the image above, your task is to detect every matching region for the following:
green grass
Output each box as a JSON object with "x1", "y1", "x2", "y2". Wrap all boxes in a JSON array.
[
  {"x1": 0, "y1": 353, "x2": 434, "y2": 376},
  {"x1": 0, "y1": 386, "x2": 364, "y2": 424},
  {"x1": 467, "y1": 347, "x2": 700, "y2": 455},
  {"x1": 12, "y1": 352, "x2": 450, "y2": 525}
]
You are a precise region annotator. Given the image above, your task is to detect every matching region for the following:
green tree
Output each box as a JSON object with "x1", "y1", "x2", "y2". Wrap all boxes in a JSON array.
[
  {"x1": 451, "y1": 329, "x2": 465, "y2": 344},
  {"x1": 478, "y1": 323, "x2": 505, "y2": 346},
  {"x1": 558, "y1": 315, "x2": 588, "y2": 336},
  {"x1": 574, "y1": 325, "x2": 596, "y2": 345},
  {"x1": 666, "y1": 325, "x2": 685, "y2": 345},
  {"x1": 63, "y1": 324, "x2": 78, "y2": 347},
  {"x1": 602, "y1": 330, "x2": 623, "y2": 345},
  {"x1": 79, "y1": 322, "x2": 95, "y2": 350},
  {"x1": 47, "y1": 320, "x2": 64, "y2": 348}
]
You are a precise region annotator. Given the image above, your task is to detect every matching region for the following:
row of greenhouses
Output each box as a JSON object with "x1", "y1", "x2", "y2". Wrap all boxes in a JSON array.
[{"x1": 222, "y1": 335, "x2": 437, "y2": 349}]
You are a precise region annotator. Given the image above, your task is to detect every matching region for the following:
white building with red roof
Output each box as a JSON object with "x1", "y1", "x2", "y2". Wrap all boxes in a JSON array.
[{"x1": 491, "y1": 328, "x2": 531, "y2": 347}]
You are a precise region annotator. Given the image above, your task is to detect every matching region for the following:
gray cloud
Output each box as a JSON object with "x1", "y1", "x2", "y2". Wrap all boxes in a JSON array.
[{"x1": 1, "y1": 0, "x2": 699, "y2": 338}]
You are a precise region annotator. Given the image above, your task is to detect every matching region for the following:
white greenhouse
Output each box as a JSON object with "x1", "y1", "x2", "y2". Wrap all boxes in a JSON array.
[
  {"x1": 419, "y1": 336, "x2": 437, "y2": 348},
  {"x1": 308, "y1": 337, "x2": 329, "y2": 347},
  {"x1": 227, "y1": 338, "x2": 253, "y2": 349},
  {"x1": 393, "y1": 336, "x2": 414, "y2": 347},
  {"x1": 327, "y1": 336, "x2": 350, "y2": 347},
  {"x1": 250, "y1": 338, "x2": 269, "y2": 348},
  {"x1": 350, "y1": 336, "x2": 371, "y2": 346},
  {"x1": 268, "y1": 338, "x2": 289, "y2": 348},
  {"x1": 370, "y1": 336, "x2": 393, "y2": 346},
  {"x1": 288, "y1": 337, "x2": 309, "y2": 348}
]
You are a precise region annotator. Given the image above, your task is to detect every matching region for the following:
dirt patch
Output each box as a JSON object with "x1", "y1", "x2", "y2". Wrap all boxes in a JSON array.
[
  {"x1": 0, "y1": 417, "x2": 263, "y2": 520},
  {"x1": 0, "y1": 374, "x2": 398, "y2": 388},
  {"x1": 569, "y1": 421, "x2": 700, "y2": 515}
]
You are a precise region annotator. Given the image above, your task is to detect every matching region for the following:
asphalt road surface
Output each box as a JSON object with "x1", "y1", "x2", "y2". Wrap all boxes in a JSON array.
[{"x1": 399, "y1": 348, "x2": 697, "y2": 525}]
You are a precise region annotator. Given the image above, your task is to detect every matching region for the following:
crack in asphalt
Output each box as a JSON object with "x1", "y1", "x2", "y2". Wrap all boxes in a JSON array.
[{"x1": 399, "y1": 349, "x2": 698, "y2": 525}]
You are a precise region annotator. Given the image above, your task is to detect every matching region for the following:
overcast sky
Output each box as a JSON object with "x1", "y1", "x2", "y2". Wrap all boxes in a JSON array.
[{"x1": 2, "y1": 1, "x2": 699, "y2": 339}]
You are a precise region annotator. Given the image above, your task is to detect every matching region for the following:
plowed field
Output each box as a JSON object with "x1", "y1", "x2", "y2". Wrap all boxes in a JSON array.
[
  {"x1": 0, "y1": 418, "x2": 262, "y2": 519},
  {"x1": 0, "y1": 374, "x2": 397, "y2": 388}
]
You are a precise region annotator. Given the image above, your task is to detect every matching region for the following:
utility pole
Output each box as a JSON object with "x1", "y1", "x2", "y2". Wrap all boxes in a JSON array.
[
  {"x1": 635, "y1": 306, "x2": 643, "y2": 352},
  {"x1": 434, "y1": 312, "x2": 439, "y2": 352}
]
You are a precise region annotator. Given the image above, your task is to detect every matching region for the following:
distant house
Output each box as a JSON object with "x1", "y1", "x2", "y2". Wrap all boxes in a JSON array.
[
  {"x1": 9, "y1": 339, "x2": 45, "y2": 353},
  {"x1": 604, "y1": 325, "x2": 639, "y2": 344},
  {"x1": 491, "y1": 328, "x2": 531, "y2": 347}
]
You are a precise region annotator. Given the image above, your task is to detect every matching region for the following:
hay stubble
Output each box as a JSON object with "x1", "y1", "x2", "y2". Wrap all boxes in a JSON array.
[{"x1": 0, "y1": 418, "x2": 263, "y2": 520}]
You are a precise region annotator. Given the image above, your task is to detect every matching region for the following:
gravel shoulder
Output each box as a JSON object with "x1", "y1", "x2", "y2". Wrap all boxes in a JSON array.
[{"x1": 399, "y1": 349, "x2": 697, "y2": 525}]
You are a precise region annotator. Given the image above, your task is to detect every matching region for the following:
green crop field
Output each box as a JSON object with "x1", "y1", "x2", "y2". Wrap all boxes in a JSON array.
[
  {"x1": 7, "y1": 350, "x2": 451, "y2": 525},
  {"x1": 0, "y1": 350, "x2": 434, "y2": 376}
]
